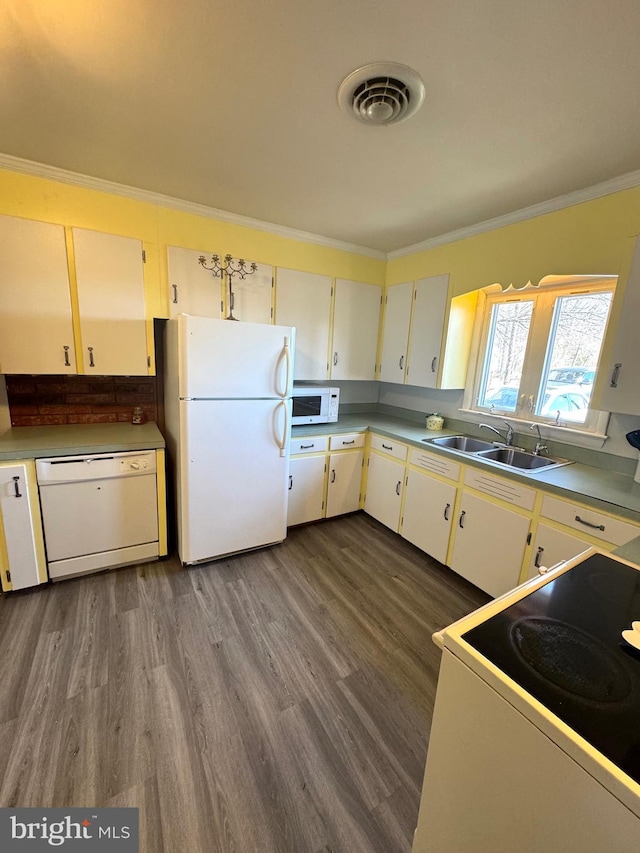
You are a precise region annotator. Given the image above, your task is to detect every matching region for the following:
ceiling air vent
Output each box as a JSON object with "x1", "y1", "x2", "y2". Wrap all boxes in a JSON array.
[{"x1": 337, "y1": 62, "x2": 425, "y2": 126}]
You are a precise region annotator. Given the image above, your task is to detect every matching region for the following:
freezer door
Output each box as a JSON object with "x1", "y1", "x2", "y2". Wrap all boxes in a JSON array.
[
  {"x1": 177, "y1": 314, "x2": 294, "y2": 399},
  {"x1": 178, "y1": 398, "x2": 290, "y2": 563}
]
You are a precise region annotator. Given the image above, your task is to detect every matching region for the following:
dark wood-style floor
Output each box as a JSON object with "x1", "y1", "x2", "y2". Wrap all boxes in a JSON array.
[{"x1": 0, "y1": 513, "x2": 487, "y2": 852}]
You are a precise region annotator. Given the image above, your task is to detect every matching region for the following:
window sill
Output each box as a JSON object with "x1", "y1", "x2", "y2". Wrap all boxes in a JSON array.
[{"x1": 457, "y1": 408, "x2": 609, "y2": 451}]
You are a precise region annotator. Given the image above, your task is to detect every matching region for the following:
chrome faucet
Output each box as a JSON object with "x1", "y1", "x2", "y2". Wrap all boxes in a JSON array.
[
  {"x1": 530, "y1": 422, "x2": 548, "y2": 456},
  {"x1": 479, "y1": 420, "x2": 515, "y2": 446}
]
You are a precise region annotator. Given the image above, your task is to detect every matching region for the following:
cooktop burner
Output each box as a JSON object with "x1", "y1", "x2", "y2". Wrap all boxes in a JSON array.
[{"x1": 463, "y1": 553, "x2": 640, "y2": 783}]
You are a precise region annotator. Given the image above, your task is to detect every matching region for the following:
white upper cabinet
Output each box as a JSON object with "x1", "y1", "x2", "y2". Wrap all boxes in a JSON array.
[
  {"x1": 72, "y1": 228, "x2": 149, "y2": 376},
  {"x1": 379, "y1": 281, "x2": 412, "y2": 383},
  {"x1": 0, "y1": 215, "x2": 75, "y2": 374},
  {"x1": 331, "y1": 279, "x2": 381, "y2": 381},
  {"x1": 407, "y1": 275, "x2": 449, "y2": 388},
  {"x1": 275, "y1": 268, "x2": 332, "y2": 380},
  {"x1": 168, "y1": 246, "x2": 223, "y2": 319},
  {"x1": 230, "y1": 261, "x2": 272, "y2": 324},
  {"x1": 594, "y1": 235, "x2": 640, "y2": 415}
]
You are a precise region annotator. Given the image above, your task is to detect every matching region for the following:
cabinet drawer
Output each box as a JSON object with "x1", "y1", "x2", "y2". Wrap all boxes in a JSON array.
[
  {"x1": 464, "y1": 467, "x2": 536, "y2": 511},
  {"x1": 329, "y1": 432, "x2": 365, "y2": 451},
  {"x1": 290, "y1": 436, "x2": 328, "y2": 455},
  {"x1": 540, "y1": 495, "x2": 640, "y2": 546},
  {"x1": 369, "y1": 434, "x2": 408, "y2": 461},
  {"x1": 409, "y1": 448, "x2": 460, "y2": 481}
]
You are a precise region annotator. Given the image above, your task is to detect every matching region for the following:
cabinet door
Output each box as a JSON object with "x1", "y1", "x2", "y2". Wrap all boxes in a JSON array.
[
  {"x1": 526, "y1": 523, "x2": 590, "y2": 581},
  {"x1": 379, "y1": 281, "x2": 412, "y2": 384},
  {"x1": 450, "y1": 491, "x2": 530, "y2": 597},
  {"x1": 287, "y1": 455, "x2": 326, "y2": 526},
  {"x1": 596, "y1": 235, "x2": 640, "y2": 415},
  {"x1": 0, "y1": 462, "x2": 46, "y2": 591},
  {"x1": 231, "y1": 261, "x2": 273, "y2": 324},
  {"x1": 276, "y1": 268, "x2": 331, "y2": 380},
  {"x1": 73, "y1": 229, "x2": 149, "y2": 376},
  {"x1": 401, "y1": 468, "x2": 456, "y2": 564},
  {"x1": 332, "y1": 279, "x2": 381, "y2": 380},
  {"x1": 168, "y1": 246, "x2": 223, "y2": 319},
  {"x1": 406, "y1": 275, "x2": 448, "y2": 388},
  {"x1": 0, "y1": 215, "x2": 75, "y2": 374},
  {"x1": 364, "y1": 452, "x2": 404, "y2": 532},
  {"x1": 326, "y1": 450, "x2": 364, "y2": 518}
]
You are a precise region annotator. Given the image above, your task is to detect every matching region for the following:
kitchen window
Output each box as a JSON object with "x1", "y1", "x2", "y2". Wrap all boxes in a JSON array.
[{"x1": 466, "y1": 277, "x2": 615, "y2": 434}]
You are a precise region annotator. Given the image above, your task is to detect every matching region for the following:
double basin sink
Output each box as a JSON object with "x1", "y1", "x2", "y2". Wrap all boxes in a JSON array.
[{"x1": 422, "y1": 434, "x2": 573, "y2": 473}]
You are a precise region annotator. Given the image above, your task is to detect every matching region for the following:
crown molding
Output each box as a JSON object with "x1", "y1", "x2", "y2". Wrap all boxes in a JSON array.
[
  {"x1": 0, "y1": 153, "x2": 386, "y2": 261},
  {"x1": 388, "y1": 169, "x2": 640, "y2": 260}
]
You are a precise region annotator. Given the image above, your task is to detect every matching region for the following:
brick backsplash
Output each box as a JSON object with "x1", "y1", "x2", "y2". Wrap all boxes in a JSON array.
[{"x1": 6, "y1": 375, "x2": 158, "y2": 427}]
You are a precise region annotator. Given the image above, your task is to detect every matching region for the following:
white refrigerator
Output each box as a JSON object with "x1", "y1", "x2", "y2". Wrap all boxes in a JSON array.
[{"x1": 164, "y1": 314, "x2": 295, "y2": 564}]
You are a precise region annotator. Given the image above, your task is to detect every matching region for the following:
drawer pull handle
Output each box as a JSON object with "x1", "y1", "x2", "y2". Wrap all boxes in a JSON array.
[
  {"x1": 342, "y1": 440, "x2": 355, "y2": 446},
  {"x1": 610, "y1": 363, "x2": 622, "y2": 388},
  {"x1": 443, "y1": 502, "x2": 450, "y2": 521},
  {"x1": 63, "y1": 345, "x2": 70, "y2": 367},
  {"x1": 431, "y1": 356, "x2": 437, "y2": 373},
  {"x1": 534, "y1": 546, "x2": 544, "y2": 568},
  {"x1": 12, "y1": 476, "x2": 22, "y2": 498},
  {"x1": 395, "y1": 480, "x2": 402, "y2": 496},
  {"x1": 459, "y1": 510, "x2": 466, "y2": 529},
  {"x1": 300, "y1": 443, "x2": 314, "y2": 449},
  {"x1": 382, "y1": 443, "x2": 392, "y2": 450},
  {"x1": 288, "y1": 475, "x2": 293, "y2": 490},
  {"x1": 330, "y1": 469, "x2": 336, "y2": 483},
  {"x1": 575, "y1": 515, "x2": 605, "y2": 531}
]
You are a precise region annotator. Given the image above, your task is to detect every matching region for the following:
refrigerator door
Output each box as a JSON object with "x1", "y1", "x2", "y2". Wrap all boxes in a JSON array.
[
  {"x1": 178, "y1": 398, "x2": 290, "y2": 563},
  {"x1": 177, "y1": 314, "x2": 294, "y2": 399}
]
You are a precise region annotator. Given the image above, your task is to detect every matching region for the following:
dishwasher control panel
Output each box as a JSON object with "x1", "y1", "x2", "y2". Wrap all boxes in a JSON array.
[{"x1": 36, "y1": 450, "x2": 157, "y2": 484}]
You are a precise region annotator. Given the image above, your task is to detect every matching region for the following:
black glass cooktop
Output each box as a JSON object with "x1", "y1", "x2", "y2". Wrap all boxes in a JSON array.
[{"x1": 463, "y1": 553, "x2": 640, "y2": 784}]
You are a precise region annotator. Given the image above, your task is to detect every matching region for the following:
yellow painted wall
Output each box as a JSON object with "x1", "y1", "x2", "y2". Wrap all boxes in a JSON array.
[
  {"x1": 0, "y1": 168, "x2": 386, "y2": 320},
  {"x1": 387, "y1": 186, "x2": 640, "y2": 294}
]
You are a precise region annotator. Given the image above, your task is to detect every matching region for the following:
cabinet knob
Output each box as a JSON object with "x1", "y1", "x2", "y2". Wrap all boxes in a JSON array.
[
  {"x1": 330, "y1": 469, "x2": 336, "y2": 483},
  {"x1": 431, "y1": 356, "x2": 437, "y2": 373},
  {"x1": 63, "y1": 345, "x2": 70, "y2": 367},
  {"x1": 395, "y1": 480, "x2": 401, "y2": 496},
  {"x1": 288, "y1": 475, "x2": 293, "y2": 490},
  {"x1": 610, "y1": 363, "x2": 622, "y2": 388},
  {"x1": 172, "y1": 284, "x2": 178, "y2": 304},
  {"x1": 399, "y1": 355, "x2": 404, "y2": 370},
  {"x1": 443, "y1": 502, "x2": 450, "y2": 521},
  {"x1": 12, "y1": 476, "x2": 22, "y2": 498},
  {"x1": 333, "y1": 352, "x2": 339, "y2": 366},
  {"x1": 458, "y1": 510, "x2": 466, "y2": 528},
  {"x1": 88, "y1": 346, "x2": 95, "y2": 368},
  {"x1": 534, "y1": 545, "x2": 544, "y2": 568}
]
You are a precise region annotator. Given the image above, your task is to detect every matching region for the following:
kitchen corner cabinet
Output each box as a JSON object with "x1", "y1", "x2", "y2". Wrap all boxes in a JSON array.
[
  {"x1": 331, "y1": 279, "x2": 381, "y2": 381},
  {"x1": 275, "y1": 268, "x2": 332, "y2": 380},
  {"x1": 379, "y1": 275, "x2": 476, "y2": 390},
  {"x1": 0, "y1": 215, "x2": 76, "y2": 375},
  {"x1": 72, "y1": 228, "x2": 149, "y2": 375},
  {"x1": 364, "y1": 435, "x2": 408, "y2": 532},
  {"x1": 0, "y1": 460, "x2": 47, "y2": 592},
  {"x1": 593, "y1": 234, "x2": 640, "y2": 415},
  {"x1": 168, "y1": 245, "x2": 223, "y2": 319},
  {"x1": 526, "y1": 523, "x2": 590, "y2": 580}
]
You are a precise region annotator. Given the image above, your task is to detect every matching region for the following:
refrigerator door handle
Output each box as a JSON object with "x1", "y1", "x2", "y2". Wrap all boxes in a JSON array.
[
  {"x1": 276, "y1": 399, "x2": 289, "y2": 457},
  {"x1": 275, "y1": 336, "x2": 292, "y2": 398}
]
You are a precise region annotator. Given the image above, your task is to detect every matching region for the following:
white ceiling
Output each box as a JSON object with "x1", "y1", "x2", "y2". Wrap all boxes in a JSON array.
[{"x1": 3, "y1": 0, "x2": 640, "y2": 253}]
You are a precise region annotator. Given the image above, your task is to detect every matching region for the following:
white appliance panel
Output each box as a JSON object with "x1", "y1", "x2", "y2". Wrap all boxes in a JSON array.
[
  {"x1": 178, "y1": 314, "x2": 294, "y2": 399},
  {"x1": 179, "y1": 398, "x2": 290, "y2": 563}
]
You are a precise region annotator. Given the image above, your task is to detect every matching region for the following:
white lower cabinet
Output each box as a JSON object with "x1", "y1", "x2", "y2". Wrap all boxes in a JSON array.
[
  {"x1": 0, "y1": 461, "x2": 47, "y2": 591},
  {"x1": 287, "y1": 455, "x2": 326, "y2": 527},
  {"x1": 526, "y1": 523, "x2": 591, "y2": 580},
  {"x1": 326, "y1": 450, "x2": 364, "y2": 518},
  {"x1": 364, "y1": 452, "x2": 405, "y2": 532},
  {"x1": 449, "y1": 490, "x2": 531, "y2": 597},
  {"x1": 401, "y1": 469, "x2": 456, "y2": 565}
]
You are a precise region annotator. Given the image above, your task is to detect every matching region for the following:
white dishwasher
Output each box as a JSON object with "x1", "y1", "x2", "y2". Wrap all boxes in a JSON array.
[{"x1": 36, "y1": 451, "x2": 159, "y2": 580}]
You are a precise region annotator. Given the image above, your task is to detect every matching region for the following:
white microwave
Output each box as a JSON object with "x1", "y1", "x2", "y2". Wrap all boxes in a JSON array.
[{"x1": 291, "y1": 385, "x2": 340, "y2": 425}]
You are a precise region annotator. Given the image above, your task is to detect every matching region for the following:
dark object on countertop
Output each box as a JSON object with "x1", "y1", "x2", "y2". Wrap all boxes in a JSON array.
[{"x1": 626, "y1": 430, "x2": 640, "y2": 451}]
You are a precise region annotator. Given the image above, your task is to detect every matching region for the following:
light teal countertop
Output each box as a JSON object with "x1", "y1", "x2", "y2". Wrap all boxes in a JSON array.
[
  {"x1": 293, "y1": 412, "x2": 640, "y2": 522},
  {"x1": 0, "y1": 422, "x2": 165, "y2": 460}
]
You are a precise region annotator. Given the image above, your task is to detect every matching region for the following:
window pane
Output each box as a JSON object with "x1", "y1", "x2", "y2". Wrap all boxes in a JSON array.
[
  {"x1": 536, "y1": 291, "x2": 613, "y2": 423},
  {"x1": 479, "y1": 300, "x2": 534, "y2": 411}
]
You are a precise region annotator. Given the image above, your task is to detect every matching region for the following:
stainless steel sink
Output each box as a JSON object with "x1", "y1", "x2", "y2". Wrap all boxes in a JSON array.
[
  {"x1": 425, "y1": 435, "x2": 496, "y2": 453},
  {"x1": 476, "y1": 447, "x2": 572, "y2": 471}
]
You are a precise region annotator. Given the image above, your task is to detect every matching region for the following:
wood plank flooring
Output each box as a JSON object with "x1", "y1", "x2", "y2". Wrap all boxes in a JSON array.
[{"x1": 0, "y1": 513, "x2": 488, "y2": 852}]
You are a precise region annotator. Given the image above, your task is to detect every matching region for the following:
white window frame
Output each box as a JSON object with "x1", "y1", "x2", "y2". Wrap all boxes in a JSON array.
[{"x1": 462, "y1": 277, "x2": 616, "y2": 446}]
